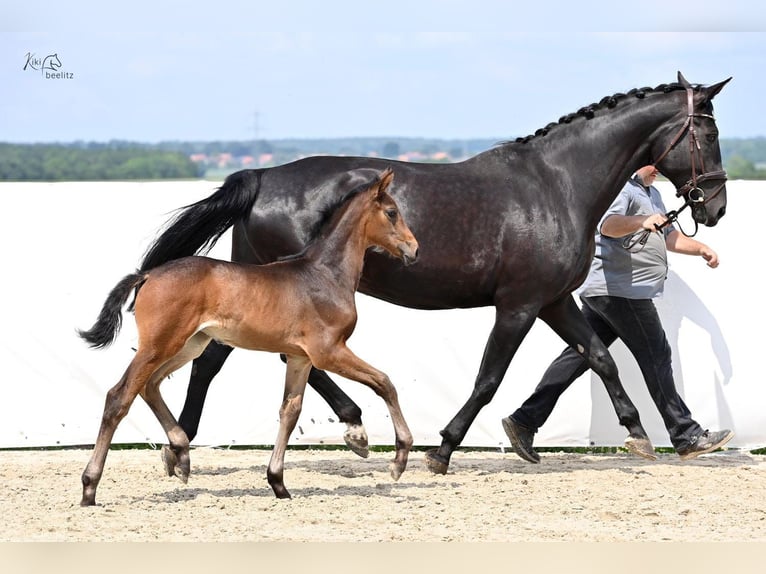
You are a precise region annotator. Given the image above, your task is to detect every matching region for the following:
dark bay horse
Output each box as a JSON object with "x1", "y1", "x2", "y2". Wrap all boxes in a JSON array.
[
  {"x1": 78, "y1": 169, "x2": 418, "y2": 505},
  {"x1": 139, "y1": 72, "x2": 730, "y2": 474}
]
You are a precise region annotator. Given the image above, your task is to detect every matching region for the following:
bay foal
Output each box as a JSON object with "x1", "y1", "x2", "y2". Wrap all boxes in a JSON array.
[{"x1": 78, "y1": 168, "x2": 418, "y2": 505}]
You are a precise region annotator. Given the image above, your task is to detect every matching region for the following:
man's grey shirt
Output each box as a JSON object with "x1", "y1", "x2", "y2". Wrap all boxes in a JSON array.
[{"x1": 579, "y1": 177, "x2": 675, "y2": 300}]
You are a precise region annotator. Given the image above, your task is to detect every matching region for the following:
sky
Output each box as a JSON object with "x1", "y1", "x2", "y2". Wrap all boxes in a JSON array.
[{"x1": 2, "y1": 1, "x2": 766, "y2": 143}]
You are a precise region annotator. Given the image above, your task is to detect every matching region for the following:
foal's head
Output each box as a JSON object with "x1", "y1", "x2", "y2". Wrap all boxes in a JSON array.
[{"x1": 364, "y1": 168, "x2": 419, "y2": 265}]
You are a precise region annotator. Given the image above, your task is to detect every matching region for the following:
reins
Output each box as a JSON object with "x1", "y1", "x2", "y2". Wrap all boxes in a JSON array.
[{"x1": 623, "y1": 83, "x2": 727, "y2": 251}]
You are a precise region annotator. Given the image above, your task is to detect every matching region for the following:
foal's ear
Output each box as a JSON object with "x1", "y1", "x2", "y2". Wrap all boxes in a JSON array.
[{"x1": 376, "y1": 168, "x2": 395, "y2": 200}]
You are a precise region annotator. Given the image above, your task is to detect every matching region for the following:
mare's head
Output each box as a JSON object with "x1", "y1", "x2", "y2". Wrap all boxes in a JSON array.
[
  {"x1": 650, "y1": 72, "x2": 731, "y2": 227},
  {"x1": 363, "y1": 168, "x2": 419, "y2": 265}
]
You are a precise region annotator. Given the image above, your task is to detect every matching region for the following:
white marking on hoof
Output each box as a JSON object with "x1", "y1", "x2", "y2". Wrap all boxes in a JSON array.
[{"x1": 343, "y1": 424, "x2": 369, "y2": 458}]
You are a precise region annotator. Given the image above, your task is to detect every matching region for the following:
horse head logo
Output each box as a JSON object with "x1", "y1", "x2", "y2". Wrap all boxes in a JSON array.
[{"x1": 42, "y1": 53, "x2": 62, "y2": 74}]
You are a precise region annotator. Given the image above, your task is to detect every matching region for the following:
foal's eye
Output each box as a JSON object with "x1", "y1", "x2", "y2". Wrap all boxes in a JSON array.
[{"x1": 385, "y1": 209, "x2": 398, "y2": 222}]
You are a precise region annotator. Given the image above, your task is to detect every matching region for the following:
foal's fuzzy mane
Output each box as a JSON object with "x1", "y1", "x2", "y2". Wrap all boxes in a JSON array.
[
  {"x1": 277, "y1": 174, "x2": 383, "y2": 262},
  {"x1": 507, "y1": 81, "x2": 700, "y2": 145}
]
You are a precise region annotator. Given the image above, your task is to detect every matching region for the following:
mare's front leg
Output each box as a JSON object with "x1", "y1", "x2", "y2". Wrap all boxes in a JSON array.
[
  {"x1": 267, "y1": 355, "x2": 312, "y2": 499},
  {"x1": 425, "y1": 306, "x2": 537, "y2": 475},
  {"x1": 312, "y1": 344, "x2": 413, "y2": 480},
  {"x1": 537, "y1": 295, "x2": 655, "y2": 459},
  {"x1": 161, "y1": 340, "x2": 233, "y2": 476}
]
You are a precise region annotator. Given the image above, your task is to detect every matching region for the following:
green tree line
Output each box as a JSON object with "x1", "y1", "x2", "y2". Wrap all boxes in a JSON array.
[
  {"x1": 2, "y1": 137, "x2": 765, "y2": 180},
  {"x1": 718, "y1": 137, "x2": 766, "y2": 179},
  {"x1": 0, "y1": 144, "x2": 201, "y2": 181}
]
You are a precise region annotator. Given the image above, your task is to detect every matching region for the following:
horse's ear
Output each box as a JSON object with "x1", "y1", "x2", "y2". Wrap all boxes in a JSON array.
[
  {"x1": 677, "y1": 71, "x2": 691, "y2": 88},
  {"x1": 705, "y1": 76, "x2": 732, "y2": 101},
  {"x1": 376, "y1": 168, "x2": 394, "y2": 199}
]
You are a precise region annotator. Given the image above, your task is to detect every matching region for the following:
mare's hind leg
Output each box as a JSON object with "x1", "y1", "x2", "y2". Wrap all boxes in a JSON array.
[
  {"x1": 280, "y1": 355, "x2": 369, "y2": 458},
  {"x1": 81, "y1": 352, "x2": 162, "y2": 506},
  {"x1": 311, "y1": 344, "x2": 413, "y2": 480},
  {"x1": 267, "y1": 355, "x2": 312, "y2": 499},
  {"x1": 178, "y1": 340, "x2": 233, "y2": 442},
  {"x1": 537, "y1": 295, "x2": 655, "y2": 459}
]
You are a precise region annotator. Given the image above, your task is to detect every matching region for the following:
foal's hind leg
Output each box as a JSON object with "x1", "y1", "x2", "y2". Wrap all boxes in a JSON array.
[
  {"x1": 161, "y1": 340, "x2": 234, "y2": 476},
  {"x1": 267, "y1": 355, "x2": 312, "y2": 499},
  {"x1": 154, "y1": 333, "x2": 216, "y2": 480},
  {"x1": 81, "y1": 353, "x2": 160, "y2": 506},
  {"x1": 538, "y1": 295, "x2": 655, "y2": 459},
  {"x1": 312, "y1": 344, "x2": 413, "y2": 480},
  {"x1": 142, "y1": 375, "x2": 192, "y2": 483}
]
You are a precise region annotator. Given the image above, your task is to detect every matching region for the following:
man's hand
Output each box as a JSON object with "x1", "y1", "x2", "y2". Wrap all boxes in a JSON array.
[{"x1": 642, "y1": 213, "x2": 669, "y2": 232}]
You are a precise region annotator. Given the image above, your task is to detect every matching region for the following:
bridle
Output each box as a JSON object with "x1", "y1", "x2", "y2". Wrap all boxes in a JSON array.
[{"x1": 623, "y1": 83, "x2": 727, "y2": 250}]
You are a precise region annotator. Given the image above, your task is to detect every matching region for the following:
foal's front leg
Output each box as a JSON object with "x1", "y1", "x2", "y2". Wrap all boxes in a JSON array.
[
  {"x1": 312, "y1": 343, "x2": 413, "y2": 480},
  {"x1": 267, "y1": 355, "x2": 312, "y2": 499}
]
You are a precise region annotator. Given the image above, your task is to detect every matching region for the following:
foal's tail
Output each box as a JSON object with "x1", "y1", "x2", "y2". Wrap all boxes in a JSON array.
[
  {"x1": 78, "y1": 273, "x2": 146, "y2": 349},
  {"x1": 139, "y1": 169, "x2": 263, "y2": 272}
]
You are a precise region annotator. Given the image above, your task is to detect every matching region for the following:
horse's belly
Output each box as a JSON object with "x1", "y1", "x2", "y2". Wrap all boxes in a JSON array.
[{"x1": 199, "y1": 321, "x2": 304, "y2": 356}]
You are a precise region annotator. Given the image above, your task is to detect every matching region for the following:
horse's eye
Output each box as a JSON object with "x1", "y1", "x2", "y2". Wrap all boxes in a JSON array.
[
  {"x1": 385, "y1": 209, "x2": 398, "y2": 222},
  {"x1": 706, "y1": 133, "x2": 718, "y2": 144}
]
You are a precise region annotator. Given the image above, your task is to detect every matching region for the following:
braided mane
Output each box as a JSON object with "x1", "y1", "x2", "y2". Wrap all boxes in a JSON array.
[{"x1": 509, "y1": 81, "x2": 698, "y2": 145}]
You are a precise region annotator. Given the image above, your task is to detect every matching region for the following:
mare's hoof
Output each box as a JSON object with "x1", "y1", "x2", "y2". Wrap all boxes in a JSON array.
[
  {"x1": 161, "y1": 445, "x2": 177, "y2": 477},
  {"x1": 624, "y1": 434, "x2": 658, "y2": 461},
  {"x1": 272, "y1": 486, "x2": 292, "y2": 499},
  {"x1": 424, "y1": 449, "x2": 449, "y2": 475},
  {"x1": 343, "y1": 424, "x2": 370, "y2": 459}
]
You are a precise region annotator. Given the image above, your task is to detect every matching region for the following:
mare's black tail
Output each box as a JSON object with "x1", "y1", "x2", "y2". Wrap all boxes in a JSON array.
[
  {"x1": 78, "y1": 273, "x2": 146, "y2": 349},
  {"x1": 139, "y1": 169, "x2": 263, "y2": 272}
]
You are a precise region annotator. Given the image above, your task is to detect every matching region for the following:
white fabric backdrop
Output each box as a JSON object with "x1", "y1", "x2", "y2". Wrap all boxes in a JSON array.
[{"x1": 1, "y1": 179, "x2": 763, "y2": 450}]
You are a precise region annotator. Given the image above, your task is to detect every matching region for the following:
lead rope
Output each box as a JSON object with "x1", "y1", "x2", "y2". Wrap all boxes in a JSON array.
[{"x1": 621, "y1": 194, "x2": 701, "y2": 251}]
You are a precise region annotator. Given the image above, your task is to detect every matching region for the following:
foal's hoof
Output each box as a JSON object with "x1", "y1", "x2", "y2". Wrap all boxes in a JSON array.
[
  {"x1": 424, "y1": 449, "x2": 449, "y2": 475},
  {"x1": 176, "y1": 467, "x2": 190, "y2": 484},
  {"x1": 343, "y1": 424, "x2": 370, "y2": 459},
  {"x1": 161, "y1": 445, "x2": 190, "y2": 483},
  {"x1": 624, "y1": 434, "x2": 658, "y2": 461},
  {"x1": 161, "y1": 445, "x2": 177, "y2": 477},
  {"x1": 389, "y1": 462, "x2": 406, "y2": 481},
  {"x1": 80, "y1": 491, "x2": 96, "y2": 507}
]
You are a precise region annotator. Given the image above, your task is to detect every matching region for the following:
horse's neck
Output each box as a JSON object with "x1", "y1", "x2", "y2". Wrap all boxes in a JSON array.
[
  {"x1": 539, "y1": 93, "x2": 682, "y2": 228},
  {"x1": 304, "y1": 201, "x2": 370, "y2": 292}
]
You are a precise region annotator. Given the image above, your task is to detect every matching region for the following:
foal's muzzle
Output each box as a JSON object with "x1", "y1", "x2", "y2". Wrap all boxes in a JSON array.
[{"x1": 400, "y1": 241, "x2": 419, "y2": 266}]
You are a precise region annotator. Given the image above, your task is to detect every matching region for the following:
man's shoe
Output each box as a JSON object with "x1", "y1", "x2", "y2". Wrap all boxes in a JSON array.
[
  {"x1": 502, "y1": 416, "x2": 540, "y2": 464},
  {"x1": 677, "y1": 429, "x2": 734, "y2": 461}
]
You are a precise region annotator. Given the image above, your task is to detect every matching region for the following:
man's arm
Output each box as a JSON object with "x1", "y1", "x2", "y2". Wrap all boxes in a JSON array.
[
  {"x1": 665, "y1": 229, "x2": 719, "y2": 268},
  {"x1": 600, "y1": 213, "x2": 670, "y2": 238}
]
